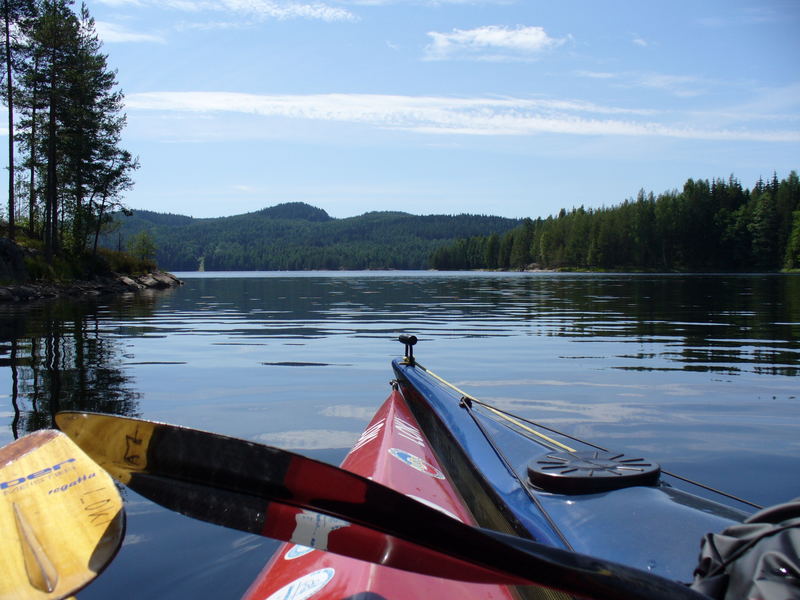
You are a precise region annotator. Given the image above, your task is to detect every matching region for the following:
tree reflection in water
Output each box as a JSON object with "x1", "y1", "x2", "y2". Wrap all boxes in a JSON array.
[{"x1": 0, "y1": 293, "x2": 164, "y2": 439}]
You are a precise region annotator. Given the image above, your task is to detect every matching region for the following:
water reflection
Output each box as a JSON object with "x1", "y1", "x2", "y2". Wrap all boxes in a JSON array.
[
  {"x1": 163, "y1": 273, "x2": 800, "y2": 375},
  {"x1": 1, "y1": 273, "x2": 797, "y2": 442},
  {"x1": 0, "y1": 292, "x2": 177, "y2": 438}
]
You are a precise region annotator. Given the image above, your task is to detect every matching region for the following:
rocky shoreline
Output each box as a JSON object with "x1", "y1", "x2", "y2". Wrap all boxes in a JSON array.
[{"x1": 0, "y1": 271, "x2": 183, "y2": 302}]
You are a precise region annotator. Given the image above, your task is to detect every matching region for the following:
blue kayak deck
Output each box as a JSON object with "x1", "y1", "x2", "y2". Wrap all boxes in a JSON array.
[{"x1": 393, "y1": 358, "x2": 748, "y2": 582}]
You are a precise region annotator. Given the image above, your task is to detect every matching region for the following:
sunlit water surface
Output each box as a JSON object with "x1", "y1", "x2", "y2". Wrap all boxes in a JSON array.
[{"x1": 1, "y1": 272, "x2": 798, "y2": 599}]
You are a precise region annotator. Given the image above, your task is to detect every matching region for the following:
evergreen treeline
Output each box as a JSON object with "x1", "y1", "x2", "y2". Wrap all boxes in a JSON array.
[
  {"x1": 431, "y1": 172, "x2": 800, "y2": 272},
  {"x1": 101, "y1": 203, "x2": 521, "y2": 271},
  {"x1": 1, "y1": 0, "x2": 137, "y2": 258}
]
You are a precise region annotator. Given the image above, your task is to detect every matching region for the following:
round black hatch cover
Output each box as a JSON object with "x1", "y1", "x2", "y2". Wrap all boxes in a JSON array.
[{"x1": 528, "y1": 450, "x2": 660, "y2": 494}]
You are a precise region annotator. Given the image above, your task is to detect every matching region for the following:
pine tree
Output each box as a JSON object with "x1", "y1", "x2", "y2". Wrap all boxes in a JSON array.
[
  {"x1": 15, "y1": 43, "x2": 44, "y2": 238},
  {"x1": 29, "y1": 0, "x2": 79, "y2": 256},
  {"x1": 785, "y1": 211, "x2": 800, "y2": 270},
  {"x1": 509, "y1": 218, "x2": 534, "y2": 269},
  {"x1": 1, "y1": 0, "x2": 36, "y2": 239},
  {"x1": 63, "y1": 4, "x2": 136, "y2": 254},
  {"x1": 484, "y1": 232, "x2": 499, "y2": 268},
  {"x1": 10, "y1": 0, "x2": 137, "y2": 261},
  {"x1": 749, "y1": 192, "x2": 778, "y2": 269},
  {"x1": 127, "y1": 229, "x2": 156, "y2": 262}
]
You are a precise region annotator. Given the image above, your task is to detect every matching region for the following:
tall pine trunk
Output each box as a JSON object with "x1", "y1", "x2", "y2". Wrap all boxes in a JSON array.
[
  {"x1": 45, "y1": 68, "x2": 57, "y2": 256},
  {"x1": 28, "y1": 53, "x2": 39, "y2": 239},
  {"x1": 28, "y1": 101, "x2": 36, "y2": 237},
  {"x1": 4, "y1": 0, "x2": 14, "y2": 240}
]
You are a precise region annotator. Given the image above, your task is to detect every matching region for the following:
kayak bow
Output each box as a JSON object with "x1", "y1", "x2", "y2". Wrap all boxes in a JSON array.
[
  {"x1": 391, "y1": 339, "x2": 749, "y2": 583},
  {"x1": 243, "y1": 387, "x2": 520, "y2": 600}
]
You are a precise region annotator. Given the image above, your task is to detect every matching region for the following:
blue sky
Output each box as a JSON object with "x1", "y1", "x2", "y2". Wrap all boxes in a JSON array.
[{"x1": 67, "y1": 1, "x2": 800, "y2": 218}]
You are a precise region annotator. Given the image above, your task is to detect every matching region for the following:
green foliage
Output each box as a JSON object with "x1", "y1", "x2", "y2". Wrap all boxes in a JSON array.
[
  {"x1": 257, "y1": 202, "x2": 332, "y2": 221},
  {"x1": 431, "y1": 171, "x2": 800, "y2": 272},
  {"x1": 126, "y1": 230, "x2": 156, "y2": 262},
  {"x1": 97, "y1": 247, "x2": 155, "y2": 275},
  {"x1": 16, "y1": 237, "x2": 154, "y2": 281},
  {"x1": 22, "y1": 246, "x2": 103, "y2": 281},
  {"x1": 100, "y1": 203, "x2": 521, "y2": 271},
  {"x1": 23, "y1": 253, "x2": 70, "y2": 281},
  {"x1": 785, "y1": 210, "x2": 800, "y2": 270}
]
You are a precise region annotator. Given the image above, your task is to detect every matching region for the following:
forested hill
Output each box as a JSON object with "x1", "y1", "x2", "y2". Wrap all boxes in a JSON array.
[
  {"x1": 431, "y1": 172, "x2": 800, "y2": 272},
  {"x1": 102, "y1": 203, "x2": 521, "y2": 270}
]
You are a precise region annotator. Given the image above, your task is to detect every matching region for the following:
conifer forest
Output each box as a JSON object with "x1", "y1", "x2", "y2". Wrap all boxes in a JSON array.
[{"x1": 431, "y1": 173, "x2": 800, "y2": 272}]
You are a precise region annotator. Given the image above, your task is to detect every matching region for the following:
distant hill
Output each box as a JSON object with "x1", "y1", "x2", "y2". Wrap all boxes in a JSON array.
[{"x1": 100, "y1": 202, "x2": 520, "y2": 271}]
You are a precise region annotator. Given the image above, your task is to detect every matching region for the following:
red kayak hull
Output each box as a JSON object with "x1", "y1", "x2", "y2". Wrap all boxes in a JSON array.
[{"x1": 242, "y1": 388, "x2": 517, "y2": 600}]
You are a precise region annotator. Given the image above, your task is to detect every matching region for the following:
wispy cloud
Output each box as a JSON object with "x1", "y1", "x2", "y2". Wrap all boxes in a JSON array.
[
  {"x1": 337, "y1": 0, "x2": 514, "y2": 4},
  {"x1": 95, "y1": 21, "x2": 165, "y2": 43},
  {"x1": 96, "y1": 0, "x2": 357, "y2": 21},
  {"x1": 174, "y1": 19, "x2": 250, "y2": 31},
  {"x1": 636, "y1": 73, "x2": 707, "y2": 98},
  {"x1": 575, "y1": 70, "x2": 616, "y2": 80},
  {"x1": 575, "y1": 69, "x2": 710, "y2": 98},
  {"x1": 95, "y1": 0, "x2": 146, "y2": 6},
  {"x1": 425, "y1": 25, "x2": 568, "y2": 61},
  {"x1": 125, "y1": 91, "x2": 800, "y2": 142},
  {"x1": 695, "y1": 5, "x2": 790, "y2": 27}
]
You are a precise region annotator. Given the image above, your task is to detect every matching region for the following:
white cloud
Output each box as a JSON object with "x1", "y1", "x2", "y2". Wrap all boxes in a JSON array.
[
  {"x1": 338, "y1": 0, "x2": 513, "y2": 4},
  {"x1": 575, "y1": 70, "x2": 617, "y2": 80},
  {"x1": 425, "y1": 25, "x2": 567, "y2": 61},
  {"x1": 219, "y1": 0, "x2": 356, "y2": 21},
  {"x1": 95, "y1": 21, "x2": 165, "y2": 43},
  {"x1": 96, "y1": 0, "x2": 356, "y2": 21},
  {"x1": 174, "y1": 20, "x2": 249, "y2": 31},
  {"x1": 632, "y1": 36, "x2": 648, "y2": 47},
  {"x1": 575, "y1": 69, "x2": 710, "y2": 98},
  {"x1": 124, "y1": 90, "x2": 800, "y2": 142},
  {"x1": 636, "y1": 73, "x2": 706, "y2": 98},
  {"x1": 95, "y1": 0, "x2": 146, "y2": 6}
]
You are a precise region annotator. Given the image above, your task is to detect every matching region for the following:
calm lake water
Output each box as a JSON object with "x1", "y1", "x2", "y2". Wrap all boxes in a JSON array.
[{"x1": 1, "y1": 271, "x2": 799, "y2": 598}]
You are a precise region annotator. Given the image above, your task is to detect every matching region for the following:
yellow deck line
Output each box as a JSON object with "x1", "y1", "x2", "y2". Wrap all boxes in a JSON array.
[
  {"x1": 416, "y1": 363, "x2": 575, "y2": 453},
  {"x1": 481, "y1": 405, "x2": 575, "y2": 453}
]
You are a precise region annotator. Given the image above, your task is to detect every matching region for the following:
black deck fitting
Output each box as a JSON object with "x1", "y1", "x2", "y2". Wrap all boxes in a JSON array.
[{"x1": 398, "y1": 334, "x2": 418, "y2": 364}]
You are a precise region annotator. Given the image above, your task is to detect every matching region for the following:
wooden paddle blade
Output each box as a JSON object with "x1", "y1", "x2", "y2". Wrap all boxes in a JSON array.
[{"x1": 0, "y1": 430, "x2": 125, "y2": 600}]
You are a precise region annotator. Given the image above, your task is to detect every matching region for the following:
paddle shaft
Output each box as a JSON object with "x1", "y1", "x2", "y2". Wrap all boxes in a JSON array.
[{"x1": 55, "y1": 411, "x2": 710, "y2": 600}]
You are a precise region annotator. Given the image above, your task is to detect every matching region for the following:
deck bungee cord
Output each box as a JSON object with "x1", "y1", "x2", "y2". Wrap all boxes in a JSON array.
[
  {"x1": 408, "y1": 355, "x2": 762, "y2": 511},
  {"x1": 470, "y1": 397, "x2": 763, "y2": 510},
  {"x1": 456, "y1": 392, "x2": 575, "y2": 551}
]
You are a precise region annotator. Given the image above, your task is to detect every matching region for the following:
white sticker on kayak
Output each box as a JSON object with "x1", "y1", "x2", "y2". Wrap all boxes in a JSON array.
[
  {"x1": 405, "y1": 494, "x2": 462, "y2": 522},
  {"x1": 388, "y1": 448, "x2": 445, "y2": 479},
  {"x1": 283, "y1": 544, "x2": 315, "y2": 560},
  {"x1": 349, "y1": 418, "x2": 384, "y2": 453},
  {"x1": 290, "y1": 510, "x2": 348, "y2": 551},
  {"x1": 263, "y1": 568, "x2": 335, "y2": 600},
  {"x1": 393, "y1": 416, "x2": 426, "y2": 447}
]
